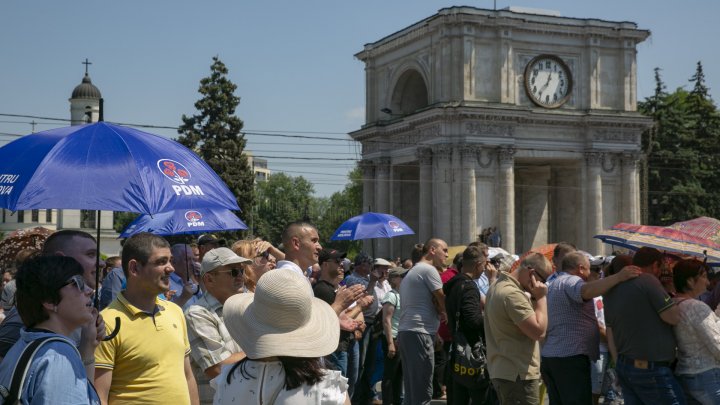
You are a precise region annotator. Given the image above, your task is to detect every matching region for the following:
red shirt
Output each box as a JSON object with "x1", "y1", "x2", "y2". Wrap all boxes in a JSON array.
[{"x1": 437, "y1": 267, "x2": 459, "y2": 342}]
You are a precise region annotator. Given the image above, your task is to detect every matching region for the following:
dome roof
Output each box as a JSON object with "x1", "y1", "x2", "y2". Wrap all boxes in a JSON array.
[{"x1": 71, "y1": 74, "x2": 101, "y2": 99}]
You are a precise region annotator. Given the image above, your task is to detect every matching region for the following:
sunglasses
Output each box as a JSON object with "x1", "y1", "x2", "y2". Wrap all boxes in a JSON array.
[
  {"x1": 254, "y1": 251, "x2": 271, "y2": 263},
  {"x1": 214, "y1": 267, "x2": 243, "y2": 277},
  {"x1": 61, "y1": 275, "x2": 88, "y2": 292},
  {"x1": 529, "y1": 268, "x2": 547, "y2": 284}
]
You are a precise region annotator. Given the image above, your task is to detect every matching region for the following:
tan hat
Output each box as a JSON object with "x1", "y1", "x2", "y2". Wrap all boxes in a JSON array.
[
  {"x1": 374, "y1": 258, "x2": 393, "y2": 267},
  {"x1": 200, "y1": 247, "x2": 251, "y2": 276},
  {"x1": 223, "y1": 269, "x2": 340, "y2": 359},
  {"x1": 388, "y1": 266, "x2": 409, "y2": 278}
]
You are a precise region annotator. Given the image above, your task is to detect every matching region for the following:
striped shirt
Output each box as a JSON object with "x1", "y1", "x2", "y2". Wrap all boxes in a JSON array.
[{"x1": 185, "y1": 293, "x2": 242, "y2": 405}]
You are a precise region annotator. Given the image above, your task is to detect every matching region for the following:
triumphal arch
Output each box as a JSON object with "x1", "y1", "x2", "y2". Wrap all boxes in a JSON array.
[{"x1": 351, "y1": 6, "x2": 652, "y2": 257}]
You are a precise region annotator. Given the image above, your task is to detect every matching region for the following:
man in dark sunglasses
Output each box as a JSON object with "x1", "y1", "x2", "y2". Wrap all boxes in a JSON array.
[{"x1": 185, "y1": 247, "x2": 252, "y2": 404}]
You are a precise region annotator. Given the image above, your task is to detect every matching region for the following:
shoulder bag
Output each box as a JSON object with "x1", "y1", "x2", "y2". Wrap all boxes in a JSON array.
[{"x1": 449, "y1": 280, "x2": 488, "y2": 388}]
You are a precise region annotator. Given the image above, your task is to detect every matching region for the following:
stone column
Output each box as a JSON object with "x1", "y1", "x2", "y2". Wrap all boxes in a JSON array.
[
  {"x1": 451, "y1": 146, "x2": 462, "y2": 245},
  {"x1": 433, "y1": 145, "x2": 453, "y2": 242},
  {"x1": 375, "y1": 158, "x2": 391, "y2": 258},
  {"x1": 417, "y1": 147, "x2": 434, "y2": 242},
  {"x1": 586, "y1": 151, "x2": 604, "y2": 253},
  {"x1": 460, "y1": 145, "x2": 478, "y2": 245},
  {"x1": 622, "y1": 153, "x2": 640, "y2": 224},
  {"x1": 360, "y1": 160, "x2": 375, "y2": 213},
  {"x1": 374, "y1": 158, "x2": 390, "y2": 213},
  {"x1": 475, "y1": 148, "x2": 497, "y2": 235},
  {"x1": 498, "y1": 147, "x2": 515, "y2": 254},
  {"x1": 516, "y1": 166, "x2": 551, "y2": 251},
  {"x1": 360, "y1": 160, "x2": 375, "y2": 253}
]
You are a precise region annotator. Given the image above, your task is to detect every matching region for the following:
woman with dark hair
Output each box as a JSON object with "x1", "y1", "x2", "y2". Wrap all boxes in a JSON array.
[
  {"x1": 606, "y1": 254, "x2": 633, "y2": 276},
  {"x1": 0, "y1": 255, "x2": 100, "y2": 404},
  {"x1": 214, "y1": 269, "x2": 349, "y2": 404},
  {"x1": 672, "y1": 258, "x2": 720, "y2": 405}
]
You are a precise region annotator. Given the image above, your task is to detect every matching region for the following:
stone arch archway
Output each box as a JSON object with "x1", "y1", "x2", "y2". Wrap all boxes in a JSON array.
[{"x1": 389, "y1": 69, "x2": 428, "y2": 115}]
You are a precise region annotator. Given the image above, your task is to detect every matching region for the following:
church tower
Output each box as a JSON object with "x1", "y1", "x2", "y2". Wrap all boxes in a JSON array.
[{"x1": 69, "y1": 59, "x2": 102, "y2": 125}]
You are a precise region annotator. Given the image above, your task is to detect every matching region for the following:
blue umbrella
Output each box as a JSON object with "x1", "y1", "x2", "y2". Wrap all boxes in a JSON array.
[
  {"x1": 0, "y1": 122, "x2": 240, "y2": 338},
  {"x1": 330, "y1": 212, "x2": 415, "y2": 241},
  {"x1": 120, "y1": 207, "x2": 248, "y2": 238},
  {"x1": 0, "y1": 122, "x2": 239, "y2": 213}
]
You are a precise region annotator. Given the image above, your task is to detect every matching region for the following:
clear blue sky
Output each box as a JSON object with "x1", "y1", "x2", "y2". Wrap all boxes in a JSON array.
[{"x1": 1, "y1": 1, "x2": 716, "y2": 197}]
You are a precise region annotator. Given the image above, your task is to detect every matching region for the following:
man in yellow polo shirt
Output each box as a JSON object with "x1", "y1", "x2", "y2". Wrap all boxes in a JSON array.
[{"x1": 95, "y1": 233, "x2": 199, "y2": 405}]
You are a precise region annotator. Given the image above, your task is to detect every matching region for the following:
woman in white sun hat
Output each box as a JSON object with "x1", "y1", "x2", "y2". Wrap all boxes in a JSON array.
[{"x1": 213, "y1": 269, "x2": 349, "y2": 405}]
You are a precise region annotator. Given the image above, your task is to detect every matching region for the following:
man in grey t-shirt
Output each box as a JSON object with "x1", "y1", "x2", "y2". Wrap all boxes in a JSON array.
[
  {"x1": 398, "y1": 238, "x2": 447, "y2": 405},
  {"x1": 604, "y1": 247, "x2": 683, "y2": 404}
]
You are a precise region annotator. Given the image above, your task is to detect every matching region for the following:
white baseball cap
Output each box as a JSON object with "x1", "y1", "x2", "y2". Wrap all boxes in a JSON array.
[{"x1": 200, "y1": 247, "x2": 251, "y2": 276}]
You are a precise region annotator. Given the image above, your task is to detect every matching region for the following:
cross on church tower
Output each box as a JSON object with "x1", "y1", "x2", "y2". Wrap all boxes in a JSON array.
[{"x1": 82, "y1": 58, "x2": 92, "y2": 75}]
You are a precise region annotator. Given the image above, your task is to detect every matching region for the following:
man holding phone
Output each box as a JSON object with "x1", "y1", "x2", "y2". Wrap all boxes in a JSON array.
[{"x1": 484, "y1": 252, "x2": 552, "y2": 405}]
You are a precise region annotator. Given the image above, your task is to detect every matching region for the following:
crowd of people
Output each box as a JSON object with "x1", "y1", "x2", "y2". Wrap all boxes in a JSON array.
[{"x1": 0, "y1": 222, "x2": 718, "y2": 405}]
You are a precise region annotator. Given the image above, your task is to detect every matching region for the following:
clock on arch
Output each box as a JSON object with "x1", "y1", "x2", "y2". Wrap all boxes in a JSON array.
[{"x1": 524, "y1": 54, "x2": 573, "y2": 108}]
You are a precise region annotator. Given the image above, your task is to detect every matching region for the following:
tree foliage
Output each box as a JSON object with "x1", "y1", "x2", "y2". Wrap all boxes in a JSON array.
[
  {"x1": 177, "y1": 56, "x2": 254, "y2": 240},
  {"x1": 640, "y1": 62, "x2": 720, "y2": 224},
  {"x1": 253, "y1": 173, "x2": 316, "y2": 244},
  {"x1": 113, "y1": 212, "x2": 140, "y2": 233},
  {"x1": 251, "y1": 168, "x2": 363, "y2": 255}
]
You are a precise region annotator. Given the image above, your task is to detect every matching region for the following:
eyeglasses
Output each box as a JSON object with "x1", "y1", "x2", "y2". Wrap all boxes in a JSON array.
[
  {"x1": 214, "y1": 267, "x2": 243, "y2": 277},
  {"x1": 528, "y1": 268, "x2": 547, "y2": 284},
  {"x1": 61, "y1": 275, "x2": 87, "y2": 292}
]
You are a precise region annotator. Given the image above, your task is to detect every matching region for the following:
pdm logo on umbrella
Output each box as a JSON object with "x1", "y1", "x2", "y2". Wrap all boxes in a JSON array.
[
  {"x1": 159, "y1": 159, "x2": 191, "y2": 184},
  {"x1": 158, "y1": 159, "x2": 205, "y2": 196},
  {"x1": 388, "y1": 220, "x2": 405, "y2": 233},
  {"x1": 185, "y1": 210, "x2": 205, "y2": 227}
]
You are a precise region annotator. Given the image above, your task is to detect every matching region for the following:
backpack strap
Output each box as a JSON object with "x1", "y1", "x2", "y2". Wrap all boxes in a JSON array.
[{"x1": 0, "y1": 336, "x2": 74, "y2": 404}]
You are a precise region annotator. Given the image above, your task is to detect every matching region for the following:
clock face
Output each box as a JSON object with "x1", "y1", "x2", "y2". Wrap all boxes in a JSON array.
[{"x1": 524, "y1": 55, "x2": 573, "y2": 108}]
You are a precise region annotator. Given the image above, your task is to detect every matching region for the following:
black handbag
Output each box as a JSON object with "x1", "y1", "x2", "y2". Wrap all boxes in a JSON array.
[{"x1": 449, "y1": 280, "x2": 488, "y2": 388}]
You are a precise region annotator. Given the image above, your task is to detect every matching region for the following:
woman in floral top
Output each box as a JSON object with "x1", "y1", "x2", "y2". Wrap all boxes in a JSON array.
[{"x1": 672, "y1": 258, "x2": 720, "y2": 405}]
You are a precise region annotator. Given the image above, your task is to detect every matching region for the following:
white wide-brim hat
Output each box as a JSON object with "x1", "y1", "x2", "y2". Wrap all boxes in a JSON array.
[{"x1": 223, "y1": 269, "x2": 339, "y2": 359}]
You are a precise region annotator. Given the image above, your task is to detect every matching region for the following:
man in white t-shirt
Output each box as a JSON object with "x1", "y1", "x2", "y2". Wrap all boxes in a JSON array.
[{"x1": 397, "y1": 238, "x2": 448, "y2": 405}]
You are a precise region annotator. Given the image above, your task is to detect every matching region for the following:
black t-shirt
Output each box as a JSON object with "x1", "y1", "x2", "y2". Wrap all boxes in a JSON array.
[
  {"x1": 313, "y1": 280, "x2": 354, "y2": 352},
  {"x1": 313, "y1": 280, "x2": 337, "y2": 306},
  {"x1": 605, "y1": 273, "x2": 677, "y2": 362}
]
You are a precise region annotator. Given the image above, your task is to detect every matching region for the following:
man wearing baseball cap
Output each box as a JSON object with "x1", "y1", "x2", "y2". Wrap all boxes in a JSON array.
[
  {"x1": 314, "y1": 249, "x2": 353, "y2": 374},
  {"x1": 185, "y1": 247, "x2": 251, "y2": 405},
  {"x1": 197, "y1": 234, "x2": 225, "y2": 261}
]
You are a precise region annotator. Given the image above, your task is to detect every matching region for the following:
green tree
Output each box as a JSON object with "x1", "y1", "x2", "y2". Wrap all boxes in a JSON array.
[
  {"x1": 687, "y1": 62, "x2": 720, "y2": 215},
  {"x1": 640, "y1": 63, "x2": 720, "y2": 224},
  {"x1": 253, "y1": 173, "x2": 316, "y2": 244},
  {"x1": 177, "y1": 56, "x2": 254, "y2": 239},
  {"x1": 113, "y1": 212, "x2": 140, "y2": 233}
]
